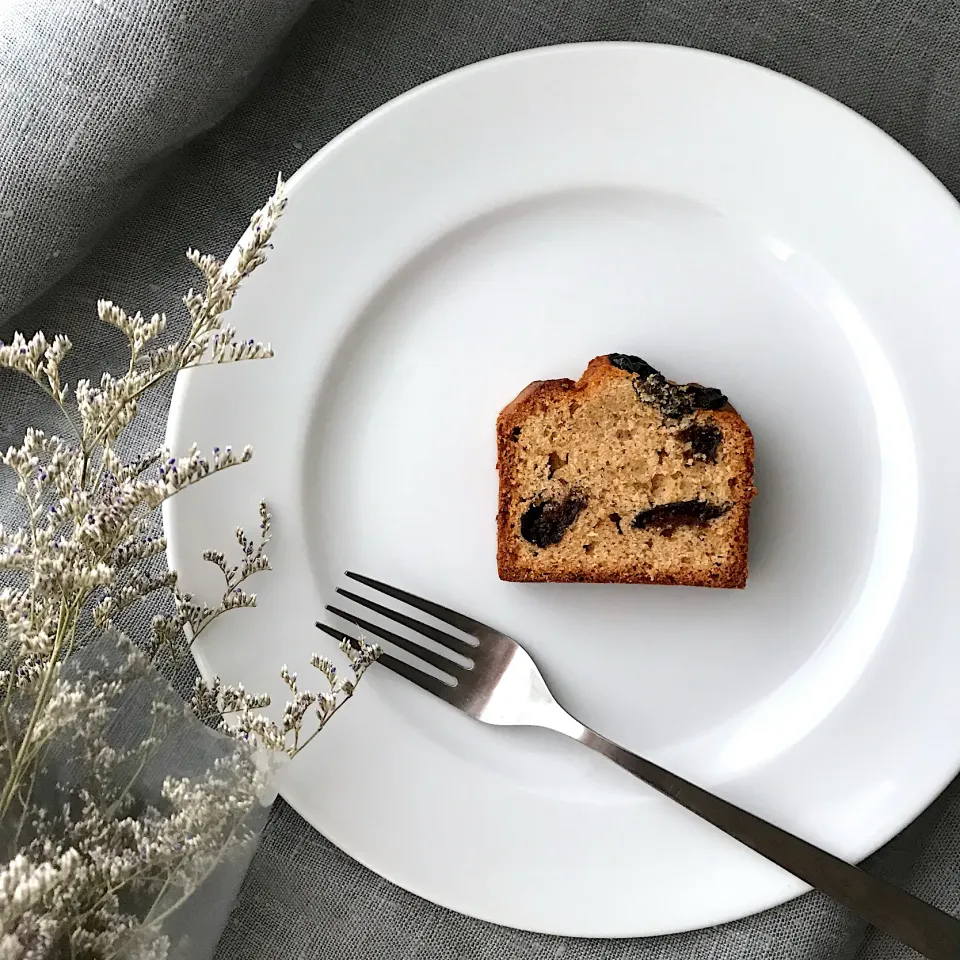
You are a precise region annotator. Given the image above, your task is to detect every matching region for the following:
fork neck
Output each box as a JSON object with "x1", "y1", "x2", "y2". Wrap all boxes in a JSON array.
[
  {"x1": 539, "y1": 702, "x2": 590, "y2": 742},
  {"x1": 546, "y1": 711, "x2": 636, "y2": 774}
]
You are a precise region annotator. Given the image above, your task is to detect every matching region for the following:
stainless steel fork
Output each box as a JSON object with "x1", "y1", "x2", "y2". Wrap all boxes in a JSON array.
[{"x1": 317, "y1": 572, "x2": 960, "y2": 959}]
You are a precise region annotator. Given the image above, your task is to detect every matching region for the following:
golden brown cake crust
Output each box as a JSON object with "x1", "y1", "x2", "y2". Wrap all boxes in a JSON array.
[{"x1": 496, "y1": 356, "x2": 756, "y2": 587}]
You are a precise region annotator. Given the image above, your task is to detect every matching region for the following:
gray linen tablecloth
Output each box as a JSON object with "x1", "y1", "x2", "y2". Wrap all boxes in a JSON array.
[{"x1": 2, "y1": 1, "x2": 960, "y2": 957}]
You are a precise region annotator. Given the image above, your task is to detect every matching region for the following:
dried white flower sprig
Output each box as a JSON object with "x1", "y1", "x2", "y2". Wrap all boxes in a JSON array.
[
  {"x1": 191, "y1": 637, "x2": 379, "y2": 758},
  {"x1": 0, "y1": 179, "x2": 379, "y2": 960}
]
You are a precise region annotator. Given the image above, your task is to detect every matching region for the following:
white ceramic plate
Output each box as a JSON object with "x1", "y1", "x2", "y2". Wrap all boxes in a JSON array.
[{"x1": 165, "y1": 42, "x2": 960, "y2": 936}]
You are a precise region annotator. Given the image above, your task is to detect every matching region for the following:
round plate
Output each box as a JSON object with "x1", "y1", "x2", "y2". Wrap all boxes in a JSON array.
[{"x1": 165, "y1": 42, "x2": 960, "y2": 936}]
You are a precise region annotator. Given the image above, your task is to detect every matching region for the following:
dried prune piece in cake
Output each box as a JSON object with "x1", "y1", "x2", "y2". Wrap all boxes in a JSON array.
[
  {"x1": 520, "y1": 493, "x2": 587, "y2": 548},
  {"x1": 496, "y1": 355, "x2": 756, "y2": 587},
  {"x1": 686, "y1": 384, "x2": 728, "y2": 411},
  {"x1": 607, "y1": 353, "x2": 660, "y2": 379},
  {"x1": 634, "y1": 371, "x2": 729, "y2": 421},
  {"x1": 632, "y1": 499, "x2": 731, "y2": 535},
  {"x1": 678, "y1": 423, "x2": 724, "y2": 463}
]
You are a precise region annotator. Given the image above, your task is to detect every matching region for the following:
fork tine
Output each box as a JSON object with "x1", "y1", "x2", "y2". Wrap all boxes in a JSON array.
[
  {"x1": 335, "y1": 588, "x2": 476, "y2": 658},
  {"x1": 344, "y1": 572, "x2": 487, "y2": 638},
  {"x1": 326, "y1": 604, "x2": 463, "y2": 678},
  {"x1": 315, "y1": 621, "x2": 361, "y2": 648},
  {"x1": 376, "y1": 652, "x2": 459, "y2": 701},
  {"x1": 316, "y1": 621, "x2": 457, "y2": 699}
]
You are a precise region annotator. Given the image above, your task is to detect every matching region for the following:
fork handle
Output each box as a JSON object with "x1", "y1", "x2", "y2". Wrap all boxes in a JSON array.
[{"x1": 576, "y1": 727, "x2": 960, "y2": 960}]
